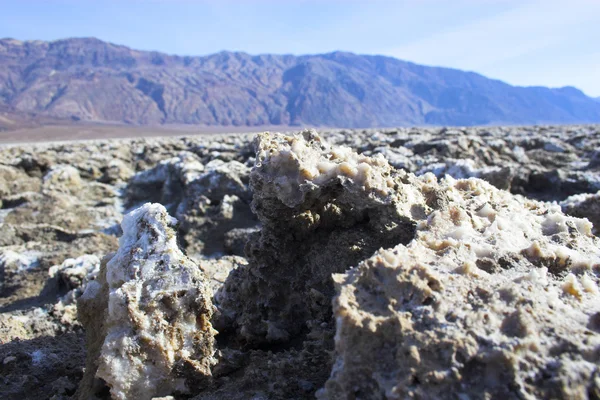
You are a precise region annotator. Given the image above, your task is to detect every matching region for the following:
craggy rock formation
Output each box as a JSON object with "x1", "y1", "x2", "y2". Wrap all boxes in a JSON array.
[
  {"x1": 125, "y1": 151, "x2": 205, "y2": 214},
  {"x1": 77, "y1": 203, "x2": 216, "y2": 400},
  {"x1": 212, "y1": 131, "x2": 600, "y2": 399},
  {"x1": 217, "y1": 130, "x2": 417, "y2": 344},
  {"x1": 1, "y1": 125, "x2": 600, "y2": 399},
  {"x1": 126, "y1": 152, "x2": 257, "y2": 258},
  {"x1": 175, "y1": 160, "x2": 256, "y2": 257},
  {"x1": 327, "y1": 125, "x2": 600, "y2": 201},
  {"x1": 46, "y1": 255, "x2": 100, "y2": 301},
  {"x1": 321, "y1": 176, "x2": 600, "y2": 399},
  {"x1": 45, "y1": 254, "x2": 101, "y2": 326}
]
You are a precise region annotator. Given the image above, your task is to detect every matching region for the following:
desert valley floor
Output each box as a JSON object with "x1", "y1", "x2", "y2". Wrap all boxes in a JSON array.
[{"x1": 0, "y1": 125, "x2": 599, "y2": 399}]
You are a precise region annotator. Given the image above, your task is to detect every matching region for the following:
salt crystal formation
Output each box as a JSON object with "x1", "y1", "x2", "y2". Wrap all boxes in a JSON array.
[
  {"x1": 317, "y1": 169, "x2": 599, "y2": 398},
  {"x1": 217, "y1": 130, "x2": 418, "y2": 343},
  {"x1": 561, "y1": 190, "x2": 600, "y2": 236},
  {"x1": 46, "y1": 254, "x2": 100, "y2": 326},
  {"x1": 222, "y1": 130, "x2": 600, "y2": 398},
  {"x1": 77, "y1": 203, "x2": 216, "y2": 400},
  {"x1": 126, "y1": 152, "x2": 256, "y2": 257},
  {"x1": 2, "y1": 127, "x2": 600, "y2": 399}
]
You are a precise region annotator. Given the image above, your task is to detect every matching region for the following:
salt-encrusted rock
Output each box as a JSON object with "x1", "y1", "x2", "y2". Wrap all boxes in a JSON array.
[
  {"x1": 418, "y1": 159, "x2": 514, "y2": 190},
  {"x1": 99, "y1": 159, "x2": 135, "y2": 184},
  {"x1": 43, "y1": 255, "x2": 101, "y2": 326},
  {"x1": 47, "y1": 255, "x2": 100, "y2": 297},
  {"x1": 0, "y1": 164, "x2": 41, "y2": 197},
  {"x1": 126, "y1": 153, "x2": 257, "y2": 257},
  {"x1": 42, "y1": 165, "x2": 82, "y2": 193},
  {"x1": 217, "y1": 130, "x2": 417, "y2": 343},
  {"x1": 319, "y1": 175, "x2": 600, "y2": 399},
  {"x1": 561, "y1": 190, "x2": 600, "y2": 236},
  {"x1": 126, "y1": 151, "x2": 204, "y2": 213},
  {"x1": 214, "y1": 130, "x2": 600, "y2": 399},
  {"x1": 77, "y1": 203, "x2": 216, "y2": 400},
  {"x1": 327, "y1": 125, "x2": 600, "y2": 201},
  {"x1": 2, "y1": 126, "x2": 600, "y2": 400}
]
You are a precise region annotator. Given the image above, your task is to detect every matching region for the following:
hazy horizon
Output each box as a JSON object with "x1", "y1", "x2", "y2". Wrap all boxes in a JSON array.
[{"x1": 1, "y1": 0, "x2": 599, "y2": 97}]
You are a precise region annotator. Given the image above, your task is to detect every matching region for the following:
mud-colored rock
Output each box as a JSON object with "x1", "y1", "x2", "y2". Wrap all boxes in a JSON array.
[
  {"x1": 217, "y1": 130, "x2": 417, "y2": 344},
  {"x1": 99, "y1": 159, "x2": 135, "y2": 184},
  {"x1": 0, "y1": 165, "x2": 41, "y2": 197},
  {"x1": 197, "y1": 255, "x2": 247, "y2": 295},
  {"x1": 223, "y1": 227, "x2": 259, "y2": 256}
]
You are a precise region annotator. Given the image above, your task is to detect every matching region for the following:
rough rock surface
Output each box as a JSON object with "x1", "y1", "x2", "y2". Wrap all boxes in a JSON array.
[
  {"x1": 45, "y1": 254, "x2": 101, "y2": 327},
  {"x1": 77, "y1": 203, "x2": 216, "y2": 400},
  {"x1": 322, "y1": 176, "x2": 600, "y2": 399},
  {"x1": 1, "y1": 125, "x2": 600, "y2": 399},
  {"x1": 561, "y1": 190, "x2": 600, "y2": 236},
  {"x1": 215, "y1": 130, "x2": 600, "y2": 399},
  {"x1": 126, "y1": 151, "x2": 258, "y2": 258},
  {"x1": 327, "y1": 125, "x2": 600, "y2": 201},
  {"x1": 217, "y1": 130, "x2": 417, "y2": 344}
]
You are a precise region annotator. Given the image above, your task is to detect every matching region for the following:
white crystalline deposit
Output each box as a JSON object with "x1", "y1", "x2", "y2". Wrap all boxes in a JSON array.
[
  {"x1": 561, "y1": 190, "x2": 600, "y2": 236},
  {"x1": 78, "y1": 203, "x2": 216, "y2": 400},
  {"x1": 320, "y1": 174, "x2": 600, "y2": 398},
  {"x1": 42, "y1": 165, "x2": 82, "y2": 193},
  {"x1": 132, "y1": 151, "x2": 205, "y2": 188},
  {"x1": 48, "y1": 255, "x2": 100, "y2": 299},
  {"x1": 47, "y1": 255, "x2": 101, "y2": 325},
  {"x1": 0, "y1": 249, "x2": 42, "y2": 272},
  {"x1": 253, "y1": 129, "x2": 397, "y2": 208}
]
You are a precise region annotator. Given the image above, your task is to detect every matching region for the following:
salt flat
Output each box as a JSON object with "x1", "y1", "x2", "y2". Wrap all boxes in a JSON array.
[{"x1": 0, "y1": 125, "x2": 598, "y2": 399}]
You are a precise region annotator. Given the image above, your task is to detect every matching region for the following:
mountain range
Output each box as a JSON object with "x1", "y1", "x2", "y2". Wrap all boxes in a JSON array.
[{"x1": 1, "y1": 37, "x2": 600, "y2": 129}]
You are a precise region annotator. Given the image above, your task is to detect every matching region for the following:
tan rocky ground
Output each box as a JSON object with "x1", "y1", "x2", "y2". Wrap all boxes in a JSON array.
[{"x1": 0, "y1": 125, "x2": 599, "y2": 399}]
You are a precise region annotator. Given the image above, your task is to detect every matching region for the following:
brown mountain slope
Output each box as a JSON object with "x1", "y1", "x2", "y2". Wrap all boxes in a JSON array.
[{"x1": 1, "y1": 37, "x2": 600, "y2": 128}]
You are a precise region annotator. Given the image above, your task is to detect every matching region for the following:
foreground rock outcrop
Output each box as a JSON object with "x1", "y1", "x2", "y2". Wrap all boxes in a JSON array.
[
  {"x1": 1, "y1": 125, "x2": 600, "y2": 399},
  {"x1": 322, "y1": 176, "x2": 600, "y2": 399},
  {"x1": 217, "y1": 130, "x2": 417, "y2": 344},
  {"x1": 77, "y1": 203, "x2": 216, "y2": 400},
  {"x1": 217, "y1": 131, "x2": 600, "y2": 399}
]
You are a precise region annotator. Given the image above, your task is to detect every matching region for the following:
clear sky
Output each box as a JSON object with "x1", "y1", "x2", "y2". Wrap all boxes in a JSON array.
[{"x1": 1, "y1": 0, "x2": 599, "y2": 97}]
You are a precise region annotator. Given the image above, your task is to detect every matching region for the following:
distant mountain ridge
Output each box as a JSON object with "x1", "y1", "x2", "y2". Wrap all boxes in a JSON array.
[{"x1": 1, "y1": 37, "x2": 599, "y2": 128}]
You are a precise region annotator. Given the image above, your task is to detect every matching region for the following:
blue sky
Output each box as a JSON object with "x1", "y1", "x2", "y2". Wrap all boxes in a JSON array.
[{"x1": 1, "y1": 0, "x2": 599, "y2": 97}]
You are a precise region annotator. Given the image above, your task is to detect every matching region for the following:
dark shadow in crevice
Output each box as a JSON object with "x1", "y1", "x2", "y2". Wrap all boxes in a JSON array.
[{"x1": 0, "y1": 332, "x2": 85, "y2": 400}]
